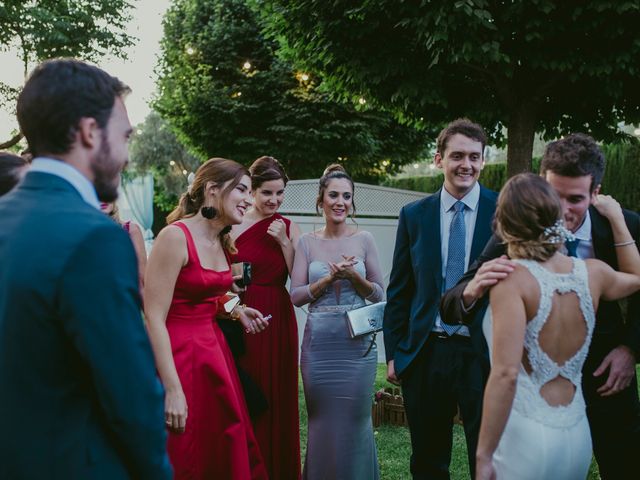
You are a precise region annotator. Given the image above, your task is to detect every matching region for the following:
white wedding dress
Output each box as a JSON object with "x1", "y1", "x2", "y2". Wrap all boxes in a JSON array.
[{"x1": 483, "y1": 258, "x2": 594, "y2": 479}]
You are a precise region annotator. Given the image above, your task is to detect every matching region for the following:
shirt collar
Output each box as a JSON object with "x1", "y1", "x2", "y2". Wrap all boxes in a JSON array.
[
  {"x1": 30, "y1": 157, "x2": 100, "y2": 209},
  {"x1": 572, "y1": 210, "x2": 592, "y2": 242},
  {"x1": 441, "y1": 182, "x2": 480, "y2": 213}
]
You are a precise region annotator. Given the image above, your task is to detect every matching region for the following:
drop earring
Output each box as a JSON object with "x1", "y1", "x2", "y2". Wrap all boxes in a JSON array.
[{"x1": 201, "y1": 206, "x2": 217, "y2": 219}]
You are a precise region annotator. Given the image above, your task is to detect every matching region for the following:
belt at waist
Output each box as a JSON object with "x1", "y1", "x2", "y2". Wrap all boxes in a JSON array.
[{"x1": 308, "y1": 304, "x2": 365, "y2": 313}]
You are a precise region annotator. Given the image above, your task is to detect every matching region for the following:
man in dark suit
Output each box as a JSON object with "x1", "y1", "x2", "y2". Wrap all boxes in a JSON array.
[
  {"x1": 384, "y1": 119, "x2": 498, "y2": 479},
  {"x1": 441, "y1": 133, "x2": 640, "y2": 479},
  {"x1": 0, "y1": 59, "x2": 172, "y2": 479}
]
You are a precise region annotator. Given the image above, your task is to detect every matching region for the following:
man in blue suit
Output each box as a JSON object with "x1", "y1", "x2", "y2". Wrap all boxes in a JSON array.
[
  {"x1": 0, "y1": 59, "x2": 172, "y2": 479},
  {"x1": 384, "y1": 119, "x2": 498, "y2": 479}
]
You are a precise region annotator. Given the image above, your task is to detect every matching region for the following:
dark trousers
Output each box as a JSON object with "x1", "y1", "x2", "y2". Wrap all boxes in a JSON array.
[
  {"x1": 583, "y1": 338, "x2": 640, "y2": 479},
  {"x1": 401, "y1": 334, "x2": 488, "y2": 480}
]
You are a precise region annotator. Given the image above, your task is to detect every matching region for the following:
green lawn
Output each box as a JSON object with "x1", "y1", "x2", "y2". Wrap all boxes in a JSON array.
[{"x1": 298, "y1": 365, "x2": 640, "y2": 479}]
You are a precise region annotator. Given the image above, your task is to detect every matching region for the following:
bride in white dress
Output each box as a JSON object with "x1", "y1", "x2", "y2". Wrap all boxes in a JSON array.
[{"x1": 476, "y1": 173, "x2": 640, "y2": 480}]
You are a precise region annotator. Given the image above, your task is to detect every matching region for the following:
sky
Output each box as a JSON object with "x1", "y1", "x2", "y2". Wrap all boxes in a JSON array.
[{"x1": 0, "y1": 0, "x2": 172, "y2": 140}]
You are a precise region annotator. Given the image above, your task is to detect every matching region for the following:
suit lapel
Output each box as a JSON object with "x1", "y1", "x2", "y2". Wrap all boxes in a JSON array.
[
  {"x1": 422, "y1": 190, "x2": 443, "y2": 292},
  {"x1": 589, "y1": 206, "x2": 615, "y2": 266},
  {"x1": 470, "y1": 186, "x2": 495, "y2": 262}
]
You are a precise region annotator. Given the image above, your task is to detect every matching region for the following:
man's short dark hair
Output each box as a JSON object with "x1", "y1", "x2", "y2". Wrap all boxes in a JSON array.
[
  {"x1": 17, "y1": 59, "x2": 130, "y2": 158},
  {"x1": 436, "y1": 118, "x2": 487, "y2": 155},
  {"x1": 540, "y1": 133, "x2": 605, "y2": 192}
]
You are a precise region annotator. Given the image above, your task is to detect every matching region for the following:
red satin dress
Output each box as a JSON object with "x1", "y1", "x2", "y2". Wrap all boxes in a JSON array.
[
  {"x1": 233, "y1": 214, "x2": 301, "y2": 479},
  {"x1": 166, "y1": 222, "x2": 267, "y2": 480}
]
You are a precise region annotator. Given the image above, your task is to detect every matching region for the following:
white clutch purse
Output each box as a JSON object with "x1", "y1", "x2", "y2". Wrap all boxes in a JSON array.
[{"x1": 346, "y1": 301, "x2": 386, "y2": 338}]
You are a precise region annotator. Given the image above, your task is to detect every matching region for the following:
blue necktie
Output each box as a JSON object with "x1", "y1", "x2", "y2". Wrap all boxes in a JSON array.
[
  {"x1": 441, "y1": 201, "x2": 466, "y2": 336},
  {"x1": 565, "y1": 239, "x2": 580, "y2": 257}
]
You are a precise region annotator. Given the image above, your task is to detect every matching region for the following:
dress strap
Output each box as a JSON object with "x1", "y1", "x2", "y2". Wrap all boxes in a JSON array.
[{"x1": 171, "y1": 221, "x2": 197, "y2": 265}]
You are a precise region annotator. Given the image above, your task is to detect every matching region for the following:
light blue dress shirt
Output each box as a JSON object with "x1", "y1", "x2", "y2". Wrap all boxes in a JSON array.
[
  {"x1": 433, "y1": 182, "x2": 481, "y2": 336},
  {"x1": 29, "y1": 157, "x2": 100, "y2": 209}
]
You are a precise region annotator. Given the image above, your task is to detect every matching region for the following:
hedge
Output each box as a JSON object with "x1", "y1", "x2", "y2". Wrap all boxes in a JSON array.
[{"x1": 384, "y1": 144, "x2": 639, "y2": 212}]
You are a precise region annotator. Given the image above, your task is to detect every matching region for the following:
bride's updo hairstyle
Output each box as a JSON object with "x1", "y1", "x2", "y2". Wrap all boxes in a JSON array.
[
  {"x1": 495, "y1": 173, "x2": 564, "y2": 262},
  {"x1": 249, "y1": 155, "x2": 289, "y2": 190},
  {"x1": 316, "y1": 164, "x2": 356, "y2": 216},
  {"x1": 167, "y1": 157, "x2": 249, "y2": 254}
]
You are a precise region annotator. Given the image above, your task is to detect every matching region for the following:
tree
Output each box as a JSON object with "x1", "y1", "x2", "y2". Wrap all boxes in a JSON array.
[
  {"x1": 256, "y1": 1, "x2": 640, "y2": 176},
  {"x1": 0, "y1": 0, "x2": 136, "y2": 148},
  {"x1": 129, "y1": 111, "x2": 204, "y2": 211},
  {"x1": 155, "y1": 0, "x2": 431, "y2": 182}
]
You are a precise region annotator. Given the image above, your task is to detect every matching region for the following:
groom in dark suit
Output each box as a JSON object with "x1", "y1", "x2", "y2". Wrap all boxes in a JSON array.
[
  {"x1": 441, "y1": 133, "x2": 640, "y2": 479},
  {"x1": 384, "y1": 119, "x2": 498, "y2": 479},
  {"x1": 0, "y1": 59, "x2": 172, "y2": 478}
]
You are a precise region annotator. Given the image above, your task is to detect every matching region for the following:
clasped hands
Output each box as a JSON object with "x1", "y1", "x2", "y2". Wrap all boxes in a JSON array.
[{"x1": 328, "y1": 255, "x2": 357, "y2": 280}]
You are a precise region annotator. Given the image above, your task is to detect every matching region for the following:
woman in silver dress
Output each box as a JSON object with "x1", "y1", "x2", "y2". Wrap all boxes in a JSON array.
[{"x1": 290, "y1": 164, "x2": 384, "y2": 479}]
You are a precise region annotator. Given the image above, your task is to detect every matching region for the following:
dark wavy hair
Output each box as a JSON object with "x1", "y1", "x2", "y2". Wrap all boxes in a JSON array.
[
  {"x1": 436, "y1": 118, "x2": 487, "y2": 155},
  {"x1": 249, "y1": 156, "x2": 289, "y2": 190},
  {"x1": 540, "y1": 133, "x2": 605, "y2": 193}
]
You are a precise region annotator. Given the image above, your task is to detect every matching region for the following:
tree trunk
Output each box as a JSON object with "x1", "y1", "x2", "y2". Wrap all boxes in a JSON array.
[
  {"x1": 506, "y1": 107, "x2": 537, "y2": 178},
  {"x1": 0, "y1": 132, "x2": 23, "y2": 150}
]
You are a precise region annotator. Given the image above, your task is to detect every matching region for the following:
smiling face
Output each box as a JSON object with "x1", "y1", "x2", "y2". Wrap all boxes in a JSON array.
[
  {"x1": 544, "y1": 171, "x2": 594, "y2": 233},
  {"x1": 218, "y1": 174, "x2": 253, "y2": 225},
  {"x1": 320, "y1": 178, "x2": 353, "y2": 224},
  {"x1": 435, "y1": 133, "x2": 484, "y2": 199},
  {"x1": 253, "y1": 178, "x2": 285, "y2": 216}
]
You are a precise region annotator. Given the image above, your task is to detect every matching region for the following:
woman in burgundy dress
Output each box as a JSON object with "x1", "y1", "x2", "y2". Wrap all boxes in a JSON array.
[
  {"x1": 145, "y1": 158, "x2": 269, "y2": 480},
  {"x1": 231, "y1": 156, "x2": 302, "y2": 479}
]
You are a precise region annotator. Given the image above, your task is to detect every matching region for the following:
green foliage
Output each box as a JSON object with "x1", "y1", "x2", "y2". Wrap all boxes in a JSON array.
[
  {"x1": 129, "y1": 112, "x2": 204, "y2": 212},
  {"x1": 155, "y1": 0, "x2": 431, "y2": 183},
  {"x1": 257, "y1": 1, "x2": 640, "y2": 174},
  {"x1": 601, "y1": 141, "x2": 640, "y2": 212},
  {"x1": 0, "y1": 0, "x2": 135, "y2": 146}
]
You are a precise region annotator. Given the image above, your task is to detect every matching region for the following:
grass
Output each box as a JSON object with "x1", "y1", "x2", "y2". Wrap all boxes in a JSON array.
[{"x1": 298, "y1": 365, "x2": 640, "y2": 479}]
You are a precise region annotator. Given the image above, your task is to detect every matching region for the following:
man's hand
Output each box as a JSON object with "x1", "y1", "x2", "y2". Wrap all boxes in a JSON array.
[
  {"x1": 593, "y1": 345, "x2": 636, "y2": 396},
  {"x1": 462, "y1": 255, "x2": 516, "y2": 308},
  {"x1": 387, "y1": 360, "x2": 401, "y2": 386}
]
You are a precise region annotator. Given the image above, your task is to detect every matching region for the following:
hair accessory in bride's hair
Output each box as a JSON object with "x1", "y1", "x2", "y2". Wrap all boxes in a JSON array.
[
  {"x1": 542, "y1": 219, "x2": 575, "y2": 244},
  {"x1": 187, "y1": 172, "x2": 195, "y2": 194}
]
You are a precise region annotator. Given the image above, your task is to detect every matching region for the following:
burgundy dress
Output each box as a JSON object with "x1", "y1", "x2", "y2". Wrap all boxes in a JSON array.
[
  {"x1": 166, "y1": 222, "x2": 267, "y2": 480},
  {"x1": 233, "y1": 214, "x2": 301, "y2": 479}
]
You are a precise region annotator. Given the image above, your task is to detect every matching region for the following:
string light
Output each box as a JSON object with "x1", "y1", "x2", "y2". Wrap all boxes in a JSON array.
[
  {"x1": 186, "y1": 46, "x2": 195, "y2": 55},
  {"x1": 182, "y1": 169, "x2": 188, "y2": 175},
  {"x1": 242, "y1": 61, "x2": 251, "y2": 70},
  {"x1": 358, "y1": 97, "x2": 366, "y2": 105},
  {"x1": 169, "y1": 160, "x2": 176, "y2": 166}
]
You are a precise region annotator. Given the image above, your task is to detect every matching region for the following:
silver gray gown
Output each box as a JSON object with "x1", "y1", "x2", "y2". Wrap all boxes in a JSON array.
[{"x1": 291, "y1": 231, "x2": 384, "y2": 480}]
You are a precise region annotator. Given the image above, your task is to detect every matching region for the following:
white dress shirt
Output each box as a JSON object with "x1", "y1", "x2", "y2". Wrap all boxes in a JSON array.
[
  {"x1": 570, "y1": 211, "x2": 595, "y2": 260},
  {"x1": 30, "y1": 157, "x2": 101, "y2": 209}
]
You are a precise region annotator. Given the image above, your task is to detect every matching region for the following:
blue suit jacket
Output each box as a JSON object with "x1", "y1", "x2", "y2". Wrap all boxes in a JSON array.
[
  {"x1": 0, "y1": 172, "x2": 171, "y2": 479},
  {"x1": 383, "y1": 184, "x2": 498, "y2": 376}
]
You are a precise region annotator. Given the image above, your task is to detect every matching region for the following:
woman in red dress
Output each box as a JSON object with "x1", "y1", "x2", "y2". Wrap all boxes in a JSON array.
[
  {"x1": 231, "y1": 156, "x2": 302, "y2": 479},
  {"x1": 145, "y1": 158, "x2": 269, "y2": 480}
]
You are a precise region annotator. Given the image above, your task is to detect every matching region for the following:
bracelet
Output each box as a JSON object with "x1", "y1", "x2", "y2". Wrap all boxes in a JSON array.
[
  {"x1": 614, "y1": 240, "x2": 635, "y2": 247},
  {"x1": 230, "y1": 304, "x2": 247, "y2": 320}
]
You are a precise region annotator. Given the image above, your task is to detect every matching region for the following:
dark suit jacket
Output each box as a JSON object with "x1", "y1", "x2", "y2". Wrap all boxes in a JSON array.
[
  {"x1": 0, "y1": 172, "x2": 172, "y2": 479},
  {"x1": 383, "y1": 185, "x2": 498, "y2": 376},
  {"x1": 441, "y1": 205, "x2": 640, "y2": 364}
]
